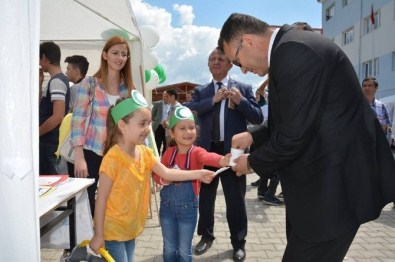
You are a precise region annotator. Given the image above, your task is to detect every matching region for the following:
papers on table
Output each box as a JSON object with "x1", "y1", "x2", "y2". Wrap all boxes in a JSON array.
[{"x1": 39, "y1": 175, "x2": 69, "y2": 198}]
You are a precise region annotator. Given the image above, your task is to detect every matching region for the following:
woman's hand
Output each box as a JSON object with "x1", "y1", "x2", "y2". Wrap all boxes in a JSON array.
[{"x1": 74, "y1": 146, "x2": 89, "y2": 178}]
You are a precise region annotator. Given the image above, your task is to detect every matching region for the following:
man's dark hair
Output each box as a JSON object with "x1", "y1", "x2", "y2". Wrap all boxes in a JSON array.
[
  {"x1": 40, "y1": 41, "x2": 61, "y2": 66},
  {"x1": 65, "y1": 55, "x2": 89, "y2": 77},
  {"x1": 362, "y1": 77, "x2": 378, "y2": 88},
  {"x1": 166, "y1": 89, "x2": 178, "y2": 100},
  {"x1": 218, "y1": 13, "x2": 269, "y2": 52},
  {"x1": 292, "y1": 22, "x2": 314, "y2": 32}
]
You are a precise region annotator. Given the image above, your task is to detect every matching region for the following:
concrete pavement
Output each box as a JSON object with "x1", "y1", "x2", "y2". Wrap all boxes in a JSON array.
[{"x1": 41, "y1": 173, "x2": 395, "y2": 261}]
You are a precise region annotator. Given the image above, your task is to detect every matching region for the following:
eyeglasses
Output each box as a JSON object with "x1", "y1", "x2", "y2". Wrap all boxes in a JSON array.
[{"x1": 232, "y1": 39, "x2": 243, "y2": 67}]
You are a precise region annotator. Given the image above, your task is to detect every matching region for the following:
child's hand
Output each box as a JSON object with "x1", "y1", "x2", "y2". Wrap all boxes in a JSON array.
[
  {"x1": 89, "y1": 234, "x2": 105, "y2": 255},
  {"x1": 219, "y1": 153, "x2": 231, "y2": 167},
  {"x1": 199, "y1": 169, "x2": 215, "y2": 184}
]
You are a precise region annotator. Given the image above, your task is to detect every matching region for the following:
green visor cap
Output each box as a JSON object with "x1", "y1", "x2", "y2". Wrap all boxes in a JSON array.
[
  {"x1": 168, "y1": 106, "x2": 195, "y2": 128},
  {"x1": 111, "y1": 90, "x2": 148, "y2": 124}
]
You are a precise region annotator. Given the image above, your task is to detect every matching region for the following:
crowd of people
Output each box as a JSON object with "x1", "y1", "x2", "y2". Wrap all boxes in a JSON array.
[{"x1": 38, "y1": 13, "x2": 395, "y2": 262}]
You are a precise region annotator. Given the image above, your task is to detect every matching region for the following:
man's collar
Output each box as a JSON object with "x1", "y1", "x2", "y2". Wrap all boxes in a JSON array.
[{"x1": 267, "y1": 28, "x2": 280, "y2": 67}]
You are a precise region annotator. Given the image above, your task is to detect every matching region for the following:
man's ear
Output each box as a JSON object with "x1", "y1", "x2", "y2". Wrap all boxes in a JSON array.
[{"x1": 242, "y1": 34, "x2": 255, "y2": 48}]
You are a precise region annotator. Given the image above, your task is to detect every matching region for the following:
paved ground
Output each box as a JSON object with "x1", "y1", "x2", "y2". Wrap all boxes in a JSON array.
[{"x1": 41, "y1": 173, "x2": 395, "y2": 262}]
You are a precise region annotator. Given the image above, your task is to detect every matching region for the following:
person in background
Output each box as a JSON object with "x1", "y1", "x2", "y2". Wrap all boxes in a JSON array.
[
  {"x1": 165, "y1": 89, "x2": 181, "y2": 145},
  {"x1": 219, "y1": 13, "x2": 395, "y2": 261},
  {"x1": 184, "y1": 47, "x2": 263, "y2": 261},
  {"x1": 183, "y1": 90, "x2": 199, "y2": 128},
  {"x1": 64, "y1": 55, "x2": 89, "y2": 111},
  {"x1": 362, "y1": 77, "x2": 395, "y2": 208},
  {"x1": 89, "y1": 93, "x2": 214, "y2": 262},
  {"x1": 185, "y1": 90, "x2": 194, "y2": 102},
  {"x1": 71, "y1": 36, "x2": 133, "y2": 216},
  {"x1": 152, "y1": 91, "x2": 170, "y2": 156},
  {"x1": 153, "y1": 106, "x2": 230, "y2": 262},
  {"x1": 39, "y1": 41, "x2": 70, "y2": 175},
  {"x1": 362, "y1": 77, "x2": 391, "y2": 139},
  {"x1": 250, "y1": 79, "x2": 268, "y2": 187},
  {"x1": 252, "y1": 79, "x2": 284, "y2": 206}
]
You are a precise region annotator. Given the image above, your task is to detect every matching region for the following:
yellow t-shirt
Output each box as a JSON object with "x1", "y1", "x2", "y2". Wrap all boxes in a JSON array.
[{"x1": 99, "y1": 144, "x2": 157, "y2": 241}]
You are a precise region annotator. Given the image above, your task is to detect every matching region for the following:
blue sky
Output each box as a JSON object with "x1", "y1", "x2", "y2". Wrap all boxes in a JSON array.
[
  {"x1": 131, "y1": 0, "x2": 323, "y2": 89},
  {"x1": 144, "y1": 0, "x2": 322, "y2": 28}
]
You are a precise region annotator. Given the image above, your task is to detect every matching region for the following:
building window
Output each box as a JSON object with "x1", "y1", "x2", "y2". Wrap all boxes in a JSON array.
[
  {"x1": 363, "y1": 58, "x2": 379, "y2": 77},
  {"x1": 373, "y1": 57, "x2": 379, "y2": 75},
  {"x1": 343, "y1": 27, "x2": 354, "y2": 45},
  {"x1": 342, "y1": 0, "x2": 354, "y2": 7},
  {"x1": 326, "y1": 4, "x2": 335, "y2": 21},
  {"x1": 363, "y1": 61, "x2": 372, "y2": 78},
  {"x1": 392, "y1": 52, "x2": 395, "y2": 71},
  {"x1": 364, "y1": 10, "x2": 380, "y2": 34}
]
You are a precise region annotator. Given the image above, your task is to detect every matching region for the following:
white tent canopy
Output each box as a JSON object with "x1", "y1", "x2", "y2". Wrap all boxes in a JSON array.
[
  {"x1": 0, "y1": 0, "x2": 147, "y2": 260},
  {"x1": 40, "y1": 0, "x2": 149, "y2": 100}
]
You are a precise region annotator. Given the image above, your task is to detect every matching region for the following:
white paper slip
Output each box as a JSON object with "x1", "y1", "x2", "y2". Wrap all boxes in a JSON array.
[{"x1": 213, "y1": 166, "x2": 230, "y2": 176}]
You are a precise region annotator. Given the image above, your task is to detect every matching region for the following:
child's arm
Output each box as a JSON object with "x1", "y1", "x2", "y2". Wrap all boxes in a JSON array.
[
  {"x1": 196, "y1": 147, "x2": 231, "y2": 168},
  {"x1": 152, "y1": 161, "x2": 214, "y2": 184},
  {"x1": 219, "y1": 153, "x2": 231, "y2": 167},
  {"x1": 152, "y1": 173, "x2": 171, "y2": 186},
  {"x1": 90, "y1": 172, "x2": 112, "y2": 254}
]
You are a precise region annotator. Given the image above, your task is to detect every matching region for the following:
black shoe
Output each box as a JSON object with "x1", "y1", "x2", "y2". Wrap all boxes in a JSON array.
[
  {"x1": 233, "y1": 248, "x2": 246, "y2": 261},
  {"x1": 257, "y1": 190, "x2": 267, "y2": 200},
  {"x1": 262, "y1": 196, "x2": 284, "y2": 206},
  {"x1": 195, "y1": 238, "x2": 213, "y2": 255},
  {"x1": 251, "y1": 179, "x2": 260, "y2": 186}
]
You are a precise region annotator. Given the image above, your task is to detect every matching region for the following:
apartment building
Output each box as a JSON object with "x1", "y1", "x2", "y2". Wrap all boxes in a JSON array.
[{"x1": 318, "y1": 0, "x2": 395, "y2": 97}]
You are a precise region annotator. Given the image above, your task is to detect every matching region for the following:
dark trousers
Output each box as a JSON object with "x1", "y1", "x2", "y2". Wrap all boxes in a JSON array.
[
  {"x1": 258, "y1": 174, "x2": 280, "y2": 197},
  {"x1": 39, "y1": 142, "x2": 60, "y2": 175},
  {"x1": 283, "y1": 224, "x2": 359, "y2": 262},
  {"x1": 154, "y1": 125, "x2": 167, "y2": 156},
  {"x1": 197, "y1": 142, "x2": 247, "y2": 250},
  {"x1": 67, "y1": 149, "x2": 102, "y2": 217}
]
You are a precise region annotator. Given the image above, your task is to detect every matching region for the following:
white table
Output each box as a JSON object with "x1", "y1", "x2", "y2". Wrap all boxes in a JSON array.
[{"x1": 39, "y1": 177, "x2": 94, "y2": 250}]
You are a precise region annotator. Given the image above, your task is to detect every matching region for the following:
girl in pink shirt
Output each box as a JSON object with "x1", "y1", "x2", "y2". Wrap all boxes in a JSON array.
[{"x1": 153, "y1": 106, "x2": 230, "y2": 262}]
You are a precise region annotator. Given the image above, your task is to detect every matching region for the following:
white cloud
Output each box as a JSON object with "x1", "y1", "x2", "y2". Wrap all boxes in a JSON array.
[
  {"x1": 173, "y1": 4, "x2": 195, "y2": 26},
  {"x1": 131, "y1": 0, "x2": 264, "y2": 89}
]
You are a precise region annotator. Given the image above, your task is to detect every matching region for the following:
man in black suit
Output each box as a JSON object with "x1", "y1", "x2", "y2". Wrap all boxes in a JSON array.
[
  {"x1": 184, "y1": 48, "x2": 263, "y2": 261},
  {"x1": 218, "y1": 13, "x2": 395, "y2": 261}
]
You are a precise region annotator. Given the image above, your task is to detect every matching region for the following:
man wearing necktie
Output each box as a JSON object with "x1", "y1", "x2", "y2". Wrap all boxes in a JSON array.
[{"x1": 184, "y1": 47, "x2": 263, "y2": 261}]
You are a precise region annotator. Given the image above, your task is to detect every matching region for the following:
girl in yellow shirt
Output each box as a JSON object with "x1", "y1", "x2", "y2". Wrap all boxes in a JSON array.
[{"x1": 89, "y1": 90, "x2": 214, "y2": 262}]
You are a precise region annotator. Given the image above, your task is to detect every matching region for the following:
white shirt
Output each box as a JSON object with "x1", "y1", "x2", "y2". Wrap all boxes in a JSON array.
[
  {"x1": 267, "y1": 28, "x2": 280, "y2": 67},
  {"x1": 214, "y1": 76, "x2": 230, "y2": 141},
  {"x1": 161, "y1": 102, "x2": 170, "y2": 123}
]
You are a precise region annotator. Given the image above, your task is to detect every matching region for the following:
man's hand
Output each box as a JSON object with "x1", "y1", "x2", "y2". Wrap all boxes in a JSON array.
[
  {"x1": 232, "y1": 132, "x2": 253, "y2": 150},
  {"x1": 213, "y1": 88, "x2": 228, "y2": 104},
  {"x1": 228, "y1": 87, "x2": 242, "y2": 105},
  {"x1": 231, "y1": 153, "x2": 250, "y2": 176},
  {"x1": 161, "y1": 120, "x2": 168, "y2": 128}
]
